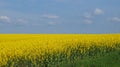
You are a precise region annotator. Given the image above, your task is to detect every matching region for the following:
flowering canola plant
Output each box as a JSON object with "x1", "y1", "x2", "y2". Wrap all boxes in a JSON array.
[{"x1": 0, "y1": 34, "x2": 120, "y2": 67}]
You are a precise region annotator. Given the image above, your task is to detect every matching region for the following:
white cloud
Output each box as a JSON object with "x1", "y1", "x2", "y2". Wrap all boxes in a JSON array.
[
  {"x1": 42, "y1": 14, "x2": 59, "y2": 19},
  {"x1": 0, "y1": 16, "x2": 10, "y2": 23},
  {"x1": 111, "y1": 17, "x2": 120, "y2": 22},
  {"x1": 94, "y1": 8, "x2": 104, "y2": 15},
  {"x1": 17, "y1": 19, "x2": 28, "y2": 24},
  {"x1": 83, "y1": 19, "x2": 93, "y2": 24},
  {"x1": 83, "y1": 13, "x2": 93, "y2": 19},
  {"x1": 83, "y1": 8, "x2": 104, "y2": 19},
  {"x1": 48, "y1": 22, "x2": 58, "y2": 25},
  {"x1": 54, "y1": 0, "x2": 64, "y2": 2},
  {"x1": 0, "y1": 16, "x2": 29, "y2": 25}
]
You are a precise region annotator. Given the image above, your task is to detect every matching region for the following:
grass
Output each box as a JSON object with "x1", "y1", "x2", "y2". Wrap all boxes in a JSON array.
[{"x1": 57, "y1": 50, "x2": 120, "y2": 67}]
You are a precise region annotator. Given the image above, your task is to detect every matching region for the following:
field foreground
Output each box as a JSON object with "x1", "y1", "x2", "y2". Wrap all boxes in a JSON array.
[{"x1": 0, "y1": 34, "x2": 120, "y2": 67}]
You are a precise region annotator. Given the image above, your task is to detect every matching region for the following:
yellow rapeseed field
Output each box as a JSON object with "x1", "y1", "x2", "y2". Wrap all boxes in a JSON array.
[{"x1": 0, "y1": 34, "x2": 120, "y2": 67}]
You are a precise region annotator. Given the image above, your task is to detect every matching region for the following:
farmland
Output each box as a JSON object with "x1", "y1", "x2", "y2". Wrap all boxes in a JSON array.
[{"x1": 0, "y1": 34, "x2": 120, "y2": 67}]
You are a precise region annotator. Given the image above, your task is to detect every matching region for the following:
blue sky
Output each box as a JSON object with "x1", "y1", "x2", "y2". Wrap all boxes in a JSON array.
[{"x1": 0, "y1": 0, "x2": 120, "y2": 33}]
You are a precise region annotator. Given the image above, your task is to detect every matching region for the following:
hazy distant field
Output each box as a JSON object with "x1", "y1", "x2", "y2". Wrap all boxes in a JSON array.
[{"x1": 0, "y1": 34, "x2": 120, "y2": 67}]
